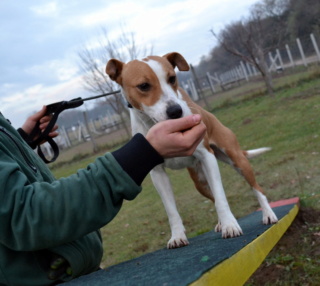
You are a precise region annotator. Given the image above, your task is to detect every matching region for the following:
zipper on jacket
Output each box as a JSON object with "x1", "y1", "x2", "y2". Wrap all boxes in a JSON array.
[{"x1": 0, "y1": 126, "x2": 37, "y2": 173}]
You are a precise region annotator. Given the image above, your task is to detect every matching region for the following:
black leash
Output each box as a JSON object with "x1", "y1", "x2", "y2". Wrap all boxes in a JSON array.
[{"x1": 27, "y1": 90, "x2": 120, "y2": 163}]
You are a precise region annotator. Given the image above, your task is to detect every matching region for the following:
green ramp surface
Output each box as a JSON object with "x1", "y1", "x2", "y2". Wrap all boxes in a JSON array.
[{"x1": 63, "y1": 198, "x2": 299, "y2": 286}]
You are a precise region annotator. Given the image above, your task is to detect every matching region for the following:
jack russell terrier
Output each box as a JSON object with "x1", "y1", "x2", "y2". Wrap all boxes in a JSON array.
[{"x1": 106, "y1": 52, "x2": 278, "y2": 249}]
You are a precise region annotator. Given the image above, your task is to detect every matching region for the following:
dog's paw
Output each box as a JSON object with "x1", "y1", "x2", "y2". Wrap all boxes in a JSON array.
[
  {"x1": 167, "y1": 235, "x2": 189, "y2": 249},
  {"x1": 216, "y1": 220, "x2": 243, "y2": 238},
  {"x1": 215, "y1": 221, "x2": 222, "y2": 232},
  {"x1": 262, "y1": 211, "x2": 278, "y2": 225}
]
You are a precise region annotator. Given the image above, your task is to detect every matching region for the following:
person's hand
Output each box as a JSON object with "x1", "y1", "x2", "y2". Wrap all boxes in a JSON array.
[
  {"x1": 21, "y1": 106, "x2": 59, "y2": 142},
  {"x1": 146, "y1": 114, "x2": 206, "y2": 158},
  {"x1": 47, "y1": 255, "x2": 72, "y2": 280}
]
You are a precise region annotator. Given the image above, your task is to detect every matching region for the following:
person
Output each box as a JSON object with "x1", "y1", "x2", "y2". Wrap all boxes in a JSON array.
[{"x1": 0, "y1": 105, "x2": 206, "y2": 286}]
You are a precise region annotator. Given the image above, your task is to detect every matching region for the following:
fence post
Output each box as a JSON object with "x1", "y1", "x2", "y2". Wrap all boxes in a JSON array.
[
  {"x1": 77, "y1": 121, "x2": 84, "y2": 142},
  {"x1": 268, "y1": 52, "x2": 275, "y2": 71},
  {"x1": 245, "y1": 63, "x2": 251, "y2": 77},
  {"x1": 188, "y1": 79, "x2": 199, "y2": 101},
  {"x1": 296, "y1": 38, "x2": 308, "y2": 67},
  {"x1": 285, "y1": 44, "x2": 295, "y2": 67},
  {"x1": 61, "y1": 125, "x2": 72, "y2": 147},
  {"x1": 206, "y1": 72, "x2": 216, "y2": 93},
  {"x1": 190, "y1": 64, "x2": 210, "y2": 109},
  {"x1": 240, "y1": 61, "x2": 249, "y2": 81},
  {"x1": 310, "y1": 33, "x2": 320, "y2": 63},
  {"x1": 83, "y1": 111, "x2": 98, "y2": 152},
  {"x1": 276, "y1": 49, "x2": 284, "y2": 70}
]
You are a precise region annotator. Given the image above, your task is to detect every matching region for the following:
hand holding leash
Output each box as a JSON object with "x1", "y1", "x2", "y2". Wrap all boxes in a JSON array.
[
  {"x1": 21, "y1": 106, "x2": 59, "y2": 142},
  {"x1": 19, "y1": 90, "x2": 120, "y2": 163},
  {"x1": 146, "y1": 114, "x2": 206, "y2": 158}
]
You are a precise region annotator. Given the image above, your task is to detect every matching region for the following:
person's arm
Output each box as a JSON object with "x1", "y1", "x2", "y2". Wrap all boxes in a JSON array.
[
  {"x1": 0, "y1": 114, "x2": 205, "y2": 252},
  {"x1": 0, "y1": 150, "x2": 142, "y2": 251}
]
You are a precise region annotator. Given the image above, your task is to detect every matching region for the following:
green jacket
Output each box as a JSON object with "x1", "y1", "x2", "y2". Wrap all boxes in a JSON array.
[{"x1": 0, "y1": 112, "x2": 163, "y2": 285}]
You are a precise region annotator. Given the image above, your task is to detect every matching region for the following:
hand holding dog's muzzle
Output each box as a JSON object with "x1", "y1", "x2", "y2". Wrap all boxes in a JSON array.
[{"x1": 146, "y1": 114, "x2": 206, "y2": 158}]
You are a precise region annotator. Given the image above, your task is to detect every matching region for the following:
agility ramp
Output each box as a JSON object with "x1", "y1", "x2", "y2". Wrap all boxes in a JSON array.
[{"x1": 64, "y1": 197, "x2": 299, "y2": 286}]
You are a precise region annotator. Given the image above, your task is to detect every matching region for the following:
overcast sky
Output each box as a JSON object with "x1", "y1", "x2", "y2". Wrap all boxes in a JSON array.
[{"x1": 0, "y1": 0, "x2": 258, "y2": 128}]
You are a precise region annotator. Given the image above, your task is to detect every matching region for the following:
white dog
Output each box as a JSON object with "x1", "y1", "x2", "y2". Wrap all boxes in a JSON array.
[{"x1": 106, "y1": 52, "x2": 278, "y2": 249}]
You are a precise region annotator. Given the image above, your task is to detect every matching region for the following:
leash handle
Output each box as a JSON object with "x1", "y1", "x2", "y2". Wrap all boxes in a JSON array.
[
  {"x1": 28, "y1": 99, "x2": 84, "y2": 163},
  {"x1": 26, "y1": 90, "x2": 121, "y2": 163}
]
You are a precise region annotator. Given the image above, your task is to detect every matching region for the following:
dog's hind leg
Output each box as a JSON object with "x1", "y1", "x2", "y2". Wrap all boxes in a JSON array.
[
  {"x1": 226, "y1": 150, "x2": 278, "y2": 224},
  {"x1": 150, "y1": 165, "x2": 189, "y2": 249}
]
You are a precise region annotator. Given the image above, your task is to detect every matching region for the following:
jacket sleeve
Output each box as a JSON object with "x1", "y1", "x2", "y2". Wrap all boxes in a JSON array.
[
  {"x1": 0, "y1": 149, "x2": 142, "y2": 252},
  {"x1": 50, "y1": 231, "x2": 104, "y2": 279}
]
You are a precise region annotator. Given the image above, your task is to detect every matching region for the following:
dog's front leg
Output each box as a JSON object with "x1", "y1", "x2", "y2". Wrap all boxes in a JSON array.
[
  {"x1": 194, "y1": 149, "x2": 243, "y2": 238},
  {"x1": 150, "y1": 165, "x2": 189, "y2": 249}
]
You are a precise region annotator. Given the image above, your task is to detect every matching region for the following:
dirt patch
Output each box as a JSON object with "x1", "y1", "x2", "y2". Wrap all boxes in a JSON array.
[{"x1": 247, "y1": 207, "x2": 320, "y2": 285}]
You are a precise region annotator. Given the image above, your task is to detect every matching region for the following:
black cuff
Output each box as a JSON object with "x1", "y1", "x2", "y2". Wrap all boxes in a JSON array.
[
  {"x1": 17, "y1": 128, "x2": 36, "y2": 149},
  {"x1": 112, "y1": 133, "x2": 164, "y2": 185}
]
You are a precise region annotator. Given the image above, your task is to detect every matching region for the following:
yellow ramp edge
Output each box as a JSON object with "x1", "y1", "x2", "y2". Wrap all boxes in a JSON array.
[{"x1": 191, "y1": 203, "x2": 299, "y2": 286}]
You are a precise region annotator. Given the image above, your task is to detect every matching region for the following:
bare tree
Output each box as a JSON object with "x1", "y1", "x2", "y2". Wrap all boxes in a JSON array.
[
  {"x1": 211, "y1": 0, "x2": 290, "y2": 96},
  {"x1": 78, "y1": 27, "x2": 153, "y2": 137}
]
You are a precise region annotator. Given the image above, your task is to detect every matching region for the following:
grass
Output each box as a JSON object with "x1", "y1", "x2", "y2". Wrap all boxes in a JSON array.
[{"x1": 51, "y1": 67, "x2": 320, "y2": 283}]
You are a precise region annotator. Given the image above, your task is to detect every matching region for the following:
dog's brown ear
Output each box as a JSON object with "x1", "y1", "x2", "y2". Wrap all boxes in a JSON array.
[
  {"x1": 163, "y1": 52, "x2": 190, "y2": 72},
  {"x1": 106, "y1": 59, "x2": 124, "y2": 85}
]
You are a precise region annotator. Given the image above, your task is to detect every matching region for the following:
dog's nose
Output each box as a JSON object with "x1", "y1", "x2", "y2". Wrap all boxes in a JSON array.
[{"x1": 166, "y1": 104, "x2": 183, "y2": 119}]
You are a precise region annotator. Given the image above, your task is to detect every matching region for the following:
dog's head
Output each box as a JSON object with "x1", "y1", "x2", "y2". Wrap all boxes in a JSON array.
[{"x1": 106, "y1": 52, "x2": 191, "y2": 123}]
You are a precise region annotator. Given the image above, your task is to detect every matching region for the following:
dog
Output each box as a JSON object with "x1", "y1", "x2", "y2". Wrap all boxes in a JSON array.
[{"x1": 106, "y1": 52, "x2": 278, "y2": 249}]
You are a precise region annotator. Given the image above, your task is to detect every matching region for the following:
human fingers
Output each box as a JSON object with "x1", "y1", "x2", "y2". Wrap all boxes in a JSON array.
[
  {"x1": 181, "y1": 121, "x2": 206, "y2": 144},
  {"x1": 146, "y1": 115, "x2": 206, "y2": 158},
  {"x1": 39, "y1": 114, "x2": 53, "y2": 124},
  {"x1": 48, "y1": 256, "x2": 72, "y2": 280},
  {"x1": 21, "y1": 106, "x2": 48, "y2": 135},
  {"x1": 30, "y1": 106, "x2": 47, "y2": 122},
  {"x1": 48, "y1": 131, "x2": 59, "y2": 139},
  {"x1": 164, "y1": 114, "x2": 202, "y2": 133},
  {"x1": 165, "y1": 122, "x2": 206, "y2": 157},
  {"x1": 178, "y1": 122, "x2": 206, "y2": 155},
  {"x1": 39, "y1": 122, "x2": 58, "y2": 133}
]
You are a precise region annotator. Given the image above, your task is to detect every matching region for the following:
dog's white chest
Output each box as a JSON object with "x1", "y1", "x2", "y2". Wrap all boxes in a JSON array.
[{"x1": 163, "y1": 156, "x2": 196, "y2": 170}]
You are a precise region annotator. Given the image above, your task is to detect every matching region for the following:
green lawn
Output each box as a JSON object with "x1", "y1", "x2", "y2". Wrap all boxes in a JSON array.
[{"x1": 51, "y1": 67, "x2": 320, "y2": 282}]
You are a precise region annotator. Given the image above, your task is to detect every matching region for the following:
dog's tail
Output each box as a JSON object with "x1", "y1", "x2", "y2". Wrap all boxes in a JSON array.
[{"x1": 243, "y1": 147, "x2": 272, "y2": 159}]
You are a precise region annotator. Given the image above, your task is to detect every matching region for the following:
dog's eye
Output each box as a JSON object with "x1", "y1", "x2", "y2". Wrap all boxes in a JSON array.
[
  {"x1": 168, "y1": 76, "x2": 176, "y2": 85},
  {"x1": 137, "y1": 82, "x2": 151, "y2": 92}
]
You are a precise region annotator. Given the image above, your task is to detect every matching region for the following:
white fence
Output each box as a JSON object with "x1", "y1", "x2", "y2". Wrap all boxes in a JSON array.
[{"x1": 184, "y1": 33, "x2": 320, "y2": 101}]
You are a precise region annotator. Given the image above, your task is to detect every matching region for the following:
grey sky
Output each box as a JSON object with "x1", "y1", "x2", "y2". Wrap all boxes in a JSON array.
[{"x1": 0, "y1": 0, "x2": 257, "y2": 127}]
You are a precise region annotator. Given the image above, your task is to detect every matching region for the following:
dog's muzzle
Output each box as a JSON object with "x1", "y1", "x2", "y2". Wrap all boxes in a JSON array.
[{"x1": 166, "y1": 104, "x2": 183, "y2": 119}]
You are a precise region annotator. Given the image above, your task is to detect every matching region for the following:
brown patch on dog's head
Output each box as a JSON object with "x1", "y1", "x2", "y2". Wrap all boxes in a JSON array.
[
  {"x1": 105, "y1": 53, "x2": 190, "y2": 113},
  {"x1": 106, "y1": 58, "x2": 162, "y2": 110}
]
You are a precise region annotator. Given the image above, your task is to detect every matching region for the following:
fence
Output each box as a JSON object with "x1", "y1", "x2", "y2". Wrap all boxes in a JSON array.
[{"x1": 183, "y1": 33, "x2": 320, "y2": 101}]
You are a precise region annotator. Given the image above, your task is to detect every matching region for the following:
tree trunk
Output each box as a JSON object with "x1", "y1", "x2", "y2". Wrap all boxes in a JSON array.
[{"x1": 257, "y1": 47, "x2": 275, "y2": 96}]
